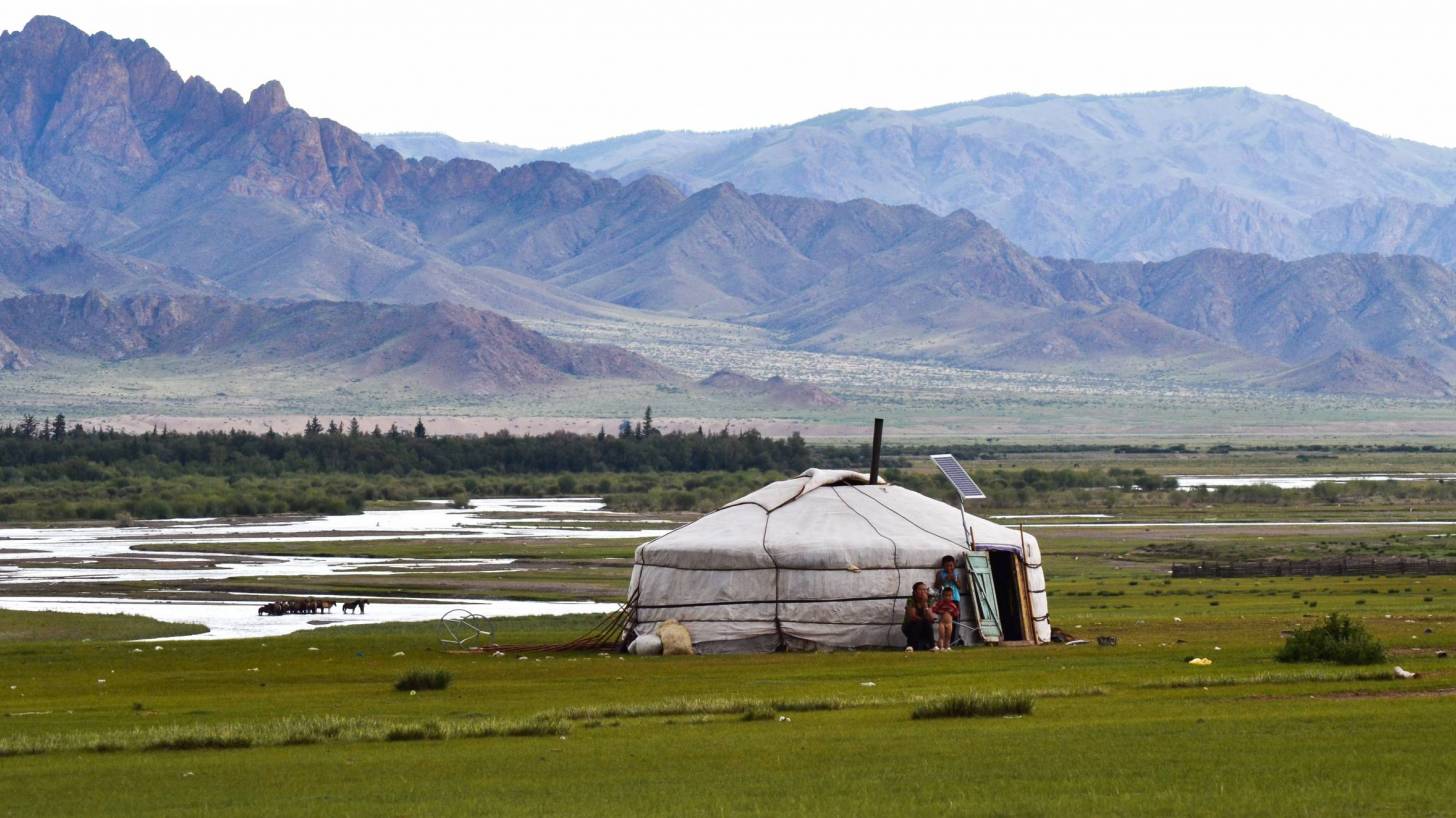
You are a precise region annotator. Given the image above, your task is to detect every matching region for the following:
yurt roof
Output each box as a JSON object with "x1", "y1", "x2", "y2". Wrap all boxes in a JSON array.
[{"x1": 636, "y1": 468, "x2": 1037, "y2": 569}]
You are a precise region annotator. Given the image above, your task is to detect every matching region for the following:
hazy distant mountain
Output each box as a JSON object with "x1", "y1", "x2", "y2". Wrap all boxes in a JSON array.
[
  {"x1": 768, "y1": 246, "x2": 1456, "y2": 389},
  {"x1": 373, "y1": 89, "x2": 1456, "y2": 262},
  {"x1": 0, "y1": 291, "x2": 668, "y2": 392},
  {"x1": 4, "y1": 15, "x2": 1455, "y2": 399},
  {"x1": 698, "y1": 370, "x2": 842, "y2": 408},
  {"x1": 1264, "y1": 348, "x2": 1452, "y2": 398}
]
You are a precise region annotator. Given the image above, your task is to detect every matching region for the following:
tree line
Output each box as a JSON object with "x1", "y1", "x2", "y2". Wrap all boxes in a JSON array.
[{"x1": 0, "y1": 410, "x2": 812, "y2": 478}]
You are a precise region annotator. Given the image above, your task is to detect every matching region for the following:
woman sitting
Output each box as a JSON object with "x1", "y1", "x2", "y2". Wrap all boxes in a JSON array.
[{"x1": 901, "y1": 582, "x2": 935, "y2": 652}]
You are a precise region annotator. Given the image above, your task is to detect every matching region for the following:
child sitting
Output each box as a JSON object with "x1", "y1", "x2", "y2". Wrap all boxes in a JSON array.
[{"x1": 931, "y1": 585, "x2": 960, "y2": 651}]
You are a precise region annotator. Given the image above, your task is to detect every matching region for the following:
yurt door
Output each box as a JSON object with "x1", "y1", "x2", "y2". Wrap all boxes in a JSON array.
[{"x1": 966, "y1": 552, "x2": 1003, "y2": 643}]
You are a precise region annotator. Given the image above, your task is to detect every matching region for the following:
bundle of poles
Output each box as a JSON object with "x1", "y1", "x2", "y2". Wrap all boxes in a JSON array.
[{"x1": 457, "y1": 592, "x2": 638, "y2": 654}]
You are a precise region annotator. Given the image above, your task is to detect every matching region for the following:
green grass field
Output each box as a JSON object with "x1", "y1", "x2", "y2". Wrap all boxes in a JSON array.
[
  {"x1": 2, "y1": 570, "x2": 1453, "y2": 817},
  {"x1": 5, "y1": 448, "x2": 1456, "y2": 814}
]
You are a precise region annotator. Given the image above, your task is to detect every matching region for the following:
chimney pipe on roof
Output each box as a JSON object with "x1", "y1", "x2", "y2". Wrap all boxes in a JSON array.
[{"x1": 869, "y1": 418, "x2": 884, "y2": 485}]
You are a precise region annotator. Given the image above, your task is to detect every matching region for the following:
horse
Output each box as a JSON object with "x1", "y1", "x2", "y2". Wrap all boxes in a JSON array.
[{"x1": 342, "y1": 600, "x2": 367, "y2": 614}]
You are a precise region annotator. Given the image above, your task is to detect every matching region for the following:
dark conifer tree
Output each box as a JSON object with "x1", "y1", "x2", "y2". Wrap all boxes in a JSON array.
[{"x1": 413, "y1": 419, "x2": 427, "y2": 439}]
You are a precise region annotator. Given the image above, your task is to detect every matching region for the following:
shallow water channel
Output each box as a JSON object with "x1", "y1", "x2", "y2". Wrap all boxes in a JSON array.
[
  {"x1": 1173, "y1": 473, "x2": 1456, "y2": 490},
  {"x1": 0, "y1": 498, "x2": 666, "y2": 639}
]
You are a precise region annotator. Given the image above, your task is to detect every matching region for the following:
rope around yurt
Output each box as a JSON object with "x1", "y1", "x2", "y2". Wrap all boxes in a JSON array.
[{"x1": 447, "y1": 592, "x2": 639, "y2": 654}]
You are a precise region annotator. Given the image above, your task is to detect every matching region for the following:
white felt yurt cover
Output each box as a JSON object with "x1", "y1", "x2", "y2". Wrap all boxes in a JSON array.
[{"x1": 628, "y1": 469, "x2": 1050, "y2": 652}]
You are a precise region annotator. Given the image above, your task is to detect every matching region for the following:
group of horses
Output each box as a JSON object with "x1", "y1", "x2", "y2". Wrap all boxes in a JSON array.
[{"x1": 256, "y1": 598, "x2": 369, "y2": 616}]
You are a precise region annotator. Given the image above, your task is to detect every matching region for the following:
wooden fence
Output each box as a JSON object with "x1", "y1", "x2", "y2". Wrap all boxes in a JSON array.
[{"x1": 1172, "y1": 556, "x2": 1456, "y2": 579}]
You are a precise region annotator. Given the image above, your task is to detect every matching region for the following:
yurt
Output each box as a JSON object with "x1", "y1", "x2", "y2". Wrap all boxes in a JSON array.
[{"x1": 626, "y1": 468, "x2": 1050, "y2": 653}]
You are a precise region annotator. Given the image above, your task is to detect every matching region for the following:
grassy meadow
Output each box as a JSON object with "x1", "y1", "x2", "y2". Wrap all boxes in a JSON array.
[
  {"x1": 4, "y1": 443, "x2": 1456, "y2": 815},
  {"x1": 2, "y1": 570, "x2": 1453, "y2": 816}
]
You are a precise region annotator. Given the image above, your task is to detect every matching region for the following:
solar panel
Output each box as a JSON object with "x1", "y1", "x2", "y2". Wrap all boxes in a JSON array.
[{"x1": 930, "y1": 454, "x2": 986, "y2": 500}]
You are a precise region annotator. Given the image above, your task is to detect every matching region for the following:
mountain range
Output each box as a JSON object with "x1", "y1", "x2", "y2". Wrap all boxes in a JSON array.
[
  {"x1": 0, "y1": 15, "x2": 1453, "y2": 401},
  {"x1": 0, "y1": 290, "x2": 665, "y2": 391},
  {"x1": 373, "y1": 89, "x2": 1456, "y2": 264}
]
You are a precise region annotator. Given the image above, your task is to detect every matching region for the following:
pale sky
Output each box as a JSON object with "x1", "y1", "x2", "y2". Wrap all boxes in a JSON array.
[{"x1": 5, "y1": 0, "x2": 1455, "y2": 149}]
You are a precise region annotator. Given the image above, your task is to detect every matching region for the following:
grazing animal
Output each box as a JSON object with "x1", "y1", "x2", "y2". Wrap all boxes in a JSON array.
[{"x1": 342, "y1": 600, "x2": 368, "y2": 614}]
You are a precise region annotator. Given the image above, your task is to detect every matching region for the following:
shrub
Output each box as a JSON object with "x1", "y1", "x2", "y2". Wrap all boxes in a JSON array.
[
  {"x1": 739, "y1": 705, "x2": 776, "y2": 722},
  {"x1": 395, "y1": 669, "x2": 453, "y2": 692},
  {"x1": 1276, "y1": 613, "x2": 1387, "y2": 665},
  {"x1": 911, "y1": 692, "x2": 1033, "y2": 720}
]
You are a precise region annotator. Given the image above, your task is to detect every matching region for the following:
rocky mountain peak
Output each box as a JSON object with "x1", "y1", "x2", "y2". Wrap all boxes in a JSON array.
[{"x1": 243, "y1": 79, "x2": 290, "y2": 122}]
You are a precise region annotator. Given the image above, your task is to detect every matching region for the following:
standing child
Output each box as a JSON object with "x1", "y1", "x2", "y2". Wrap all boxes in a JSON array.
[
  {"x1": 932, "y1": 585, "x2": 960, "y2": 651},
  {"x1": 933, "y1": 555, "x2": 963, "y2": 605}
]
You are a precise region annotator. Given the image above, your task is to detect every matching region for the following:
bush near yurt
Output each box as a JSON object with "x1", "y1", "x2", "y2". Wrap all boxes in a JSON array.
[
  {"x1": 395, "y1": 669, "x2": 453, "y2": 692},
  {"x1": 1276, "y1": 613, "x2": 1386, "y2": 665},
  {"x1": 912, "y1": 692, "x2": 1034, "y2": 720}
]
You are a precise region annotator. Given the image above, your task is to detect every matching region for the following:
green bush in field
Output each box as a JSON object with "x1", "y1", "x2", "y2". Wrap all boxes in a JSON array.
[
  {"x1": 394, "y1": 669, "x2": 453, "y2": 692},
  {"x1": 911, "y1": 692, "x2": 1033, "y2": 720},
  {"x1": 739, "y1": 705, "x2": 776, "y2": 721},
  {"x1": 1276, "y1": 613, "x2": 1387, "y2": 665}
]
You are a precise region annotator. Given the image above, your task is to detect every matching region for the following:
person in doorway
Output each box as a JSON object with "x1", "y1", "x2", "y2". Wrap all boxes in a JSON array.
[
  {"x1": 932, "y1": 585, "x2": 960, "y2": 651},
  {"x1": 932, "y1": 554, "x2": 963, "y2": 605},
  {"x1": 901, "y1": 582, "x2": 935, "y2": 652}
]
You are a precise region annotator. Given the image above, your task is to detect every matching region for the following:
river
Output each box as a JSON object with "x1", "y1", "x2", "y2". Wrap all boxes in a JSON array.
[{"x1": 0, "y1": 498, "x2": 664, "y2": 639}]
